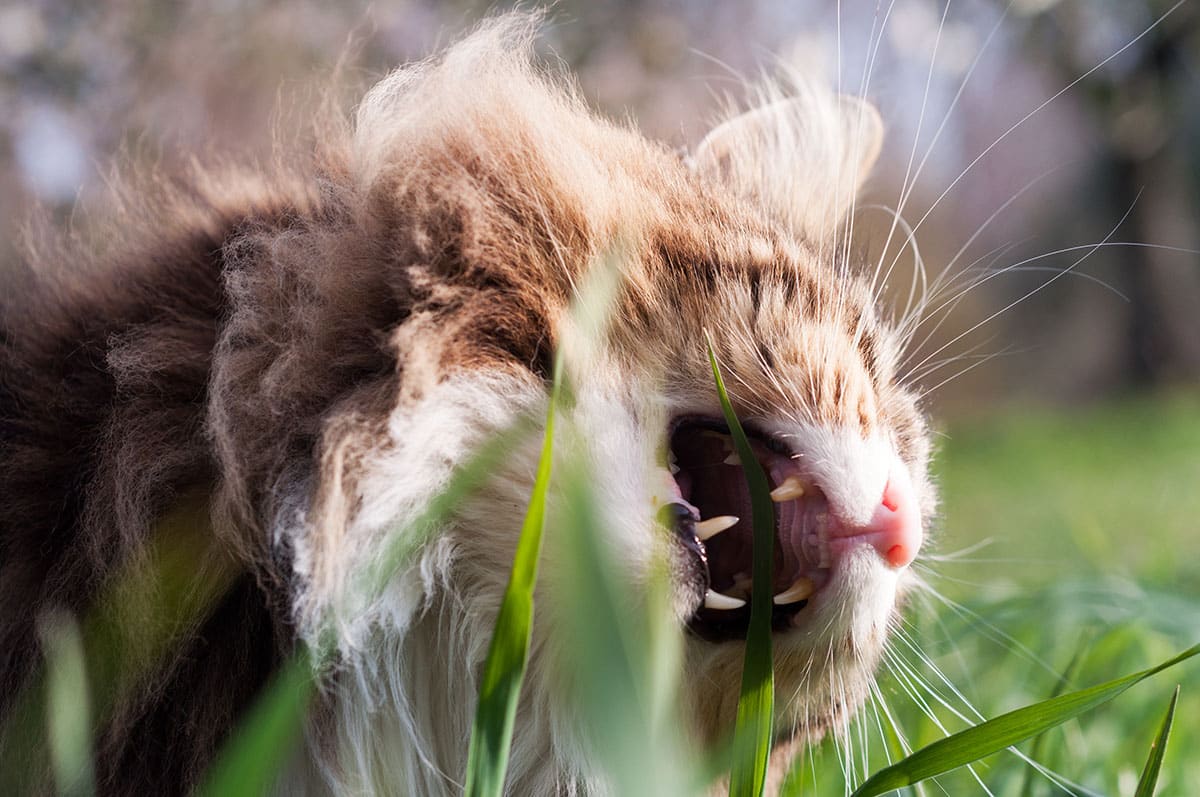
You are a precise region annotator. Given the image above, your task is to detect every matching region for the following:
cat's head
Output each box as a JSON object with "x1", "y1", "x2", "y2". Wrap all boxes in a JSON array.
[
  {"x1": 537, "y1": 85, "x2": 936, "y2": 747},
  {"x1": 272, "y1": 15, "x2": 935, "y2": 785}
]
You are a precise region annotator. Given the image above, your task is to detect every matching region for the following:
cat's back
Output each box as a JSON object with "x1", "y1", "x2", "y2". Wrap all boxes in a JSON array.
[{"x1": 0, "y1": 172, "x2": 307, "y2": 794}]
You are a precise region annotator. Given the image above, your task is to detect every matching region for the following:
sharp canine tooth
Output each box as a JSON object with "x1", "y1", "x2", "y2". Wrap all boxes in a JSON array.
[
  {"x1": 723, "y1": 452, "x2": 741, "y2": 466},
  {"x1": 695, "y1": 515, "x2": 738, "y2": 540},
  {"x1": 704, "y1": 589, "x2": 746, "y2": 610},
  {"x1": 773, "y1": 577, "x2": 815, "y2": 605},
  {"x1": 770, "y1": 476, "x2": 806, "y2": 502},
  {"x1": 669, "y1": 463, "x2": 680, "y2": 474}
]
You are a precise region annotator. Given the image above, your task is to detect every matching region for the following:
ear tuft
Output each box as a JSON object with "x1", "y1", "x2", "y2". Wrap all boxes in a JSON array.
[{"x1": 693, "y1": 83, "x2": 884, "y2": 244}]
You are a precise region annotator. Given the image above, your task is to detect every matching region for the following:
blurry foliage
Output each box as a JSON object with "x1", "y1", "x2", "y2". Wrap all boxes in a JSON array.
[
  {"x1": 1008, "y1": 0, "x2": 1200, "y2": 391},
  {"x1": 784, "y1": 391, "x2": 1200, "y2": 795},
  {"x1": 0, "y1": 497, "x2": 240, "y2": 794},
  {"x1": 3, "y1": 0, "x2": 1197, "y2": 409}
]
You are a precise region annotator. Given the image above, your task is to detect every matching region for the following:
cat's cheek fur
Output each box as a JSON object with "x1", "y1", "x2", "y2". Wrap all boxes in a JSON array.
[
  {"x1": 284, "y1": 366, "x2": 672, "y2": 795},
  {"x1": 272, "y1": 368, "x2": 539, "y2": 794}
]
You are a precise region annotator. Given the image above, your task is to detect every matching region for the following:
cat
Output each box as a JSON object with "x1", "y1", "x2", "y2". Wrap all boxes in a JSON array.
[{"x1": 0, "y1": 13, "x2": 933, "y2": 795}]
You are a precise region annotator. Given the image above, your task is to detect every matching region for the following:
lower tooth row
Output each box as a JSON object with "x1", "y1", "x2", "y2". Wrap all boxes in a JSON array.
[
  {"x1": 772, "y1": 577, "x2": 814, "y2": 605},
  {"x1": 704, "y1": 577, "x2": 815, "y2": 611},
  {"x1": 695, "y1": 515, "x2": 738, "y2": 540},
  {"x1": 704, "y1": 589, "x2": 746, "y2": 610}
]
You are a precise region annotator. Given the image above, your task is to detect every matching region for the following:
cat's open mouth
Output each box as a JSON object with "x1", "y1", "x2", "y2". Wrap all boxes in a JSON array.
[{"x1": 666, "y1": 417, "x2": 835, "y2": 643}]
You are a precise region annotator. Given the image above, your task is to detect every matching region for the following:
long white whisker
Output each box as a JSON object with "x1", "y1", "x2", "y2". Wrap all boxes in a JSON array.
[
  {"x1": 881, "y1": 649, "x2": 995, "y2": 796},
  {"x1": 872, "y1": 0, "x2": 952, "y2": 302},
  {"x1": 841, "y1": 0, "x2": 896, "y2": 277},
  {"x1": 905, "y1": 201, "x2": 1137, "y2": 379},
  {"x1": 906, "y1": 238, "x2": 1192, "y2": 367},
  {"x1": 910, "y1": 583, "x2": 1062, "y2": 678},
  {"x1": 874, "y1": 1, "x2": 1013, "y2": 308},
  {"x1": 903, "y1": 1, "x2": 1185, "y2": 244},
  {"x1": 898, "y1": 241, "x2": 1025, "y2": 363},
  {"x1": 890, "y1": 629, "x2": 1096, "y2": 796},
  {"x1": 916, "y1": 346, "x2": 1013, "y2": 398}
]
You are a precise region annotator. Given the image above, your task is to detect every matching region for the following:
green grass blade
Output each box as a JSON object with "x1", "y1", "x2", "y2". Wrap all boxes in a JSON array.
[
  {"x1": 1134, "y1": 685, "x2": 1179, "y2": 797},
  {"x1": 38, "y1": 613, "x2": 95, "y2": 797},
  {"x1": 1018, "y1": 638, "x2": 1089, "y2": 797},
  {"x1": 2, "y1": 500, "x2": 239, "y2": 796},
  {"x1": 194, "y1": 414, "x2": 540, "y2": 794},
  {"x1": 196, "y1": 650, "x2": 316, "y2": 797},
  {"x1": 851, "y1": 644, "x2": 1200, "y2": 797},
  {"x1": 464, "y1": 355, "x2": 564, "y2": 797},
  {"x1": 554, "y1": 452, "x2": 690, "y2": 797},
  {"x1": 707, "y1": 337, "x2": 775, "y2": 797}
]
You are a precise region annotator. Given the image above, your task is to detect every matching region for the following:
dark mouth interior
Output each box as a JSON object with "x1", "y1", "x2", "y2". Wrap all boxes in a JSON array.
[{"x1": 667, "y1": 417, "x2": 829, "y2": 643}]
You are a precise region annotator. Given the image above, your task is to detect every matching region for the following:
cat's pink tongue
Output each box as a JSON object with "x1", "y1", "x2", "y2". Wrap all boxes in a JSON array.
[{"x1": 769, "y1": 455, "x2": 923, "y2": 572}]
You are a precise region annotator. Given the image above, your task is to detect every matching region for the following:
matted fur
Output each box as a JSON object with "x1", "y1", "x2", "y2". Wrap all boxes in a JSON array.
[{"x1": 0, "y1": 14, "x2": 933, "y2": 796}]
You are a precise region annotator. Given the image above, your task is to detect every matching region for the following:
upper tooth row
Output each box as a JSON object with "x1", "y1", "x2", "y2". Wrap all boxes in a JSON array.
[
  {"x1": 769, "y1": 475, "x2": 805, "y2": 502},
  {"x1": 716, "y1": 452, "x2": 807, "y2": 504}
]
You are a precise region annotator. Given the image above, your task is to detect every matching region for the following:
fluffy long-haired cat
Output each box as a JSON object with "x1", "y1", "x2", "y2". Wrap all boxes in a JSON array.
[{"x1": 0, "y1": 13, "x2": 935, "y2": 795}]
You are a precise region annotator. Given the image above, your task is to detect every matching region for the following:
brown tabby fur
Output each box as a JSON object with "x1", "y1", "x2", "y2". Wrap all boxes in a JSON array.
[{"x1": 1, "y1": 15, "x2": 929, "y2": 795}]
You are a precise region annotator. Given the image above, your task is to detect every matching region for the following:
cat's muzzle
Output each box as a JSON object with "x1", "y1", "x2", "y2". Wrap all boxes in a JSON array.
[{"x1": 663, "y1": 416, "x2": 920, "y2": 643}]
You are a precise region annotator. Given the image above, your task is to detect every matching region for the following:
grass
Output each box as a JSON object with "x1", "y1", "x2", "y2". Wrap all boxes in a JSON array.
[
  {"x1": 936, "y1": 391, "x2": 1200, "y2": 591},
  {"x1": 709, "y1": 338, "x2": 777, "y2": 797},
  {"x1": 5, "y1": 389, "x2": 1198, "y2": 795},
  {"x1": 789, "y1": 391, "x2": 1200, "y2": 795},
  {"x1": 464, "y1": 353, "x2": 563, "y2": 797},
  {"x1": 848, "y1": 644, "x2": 1198, "y2": 797},
  {"x1": 1135, "y1": 686, "x2": 1179, "y2": 797}
]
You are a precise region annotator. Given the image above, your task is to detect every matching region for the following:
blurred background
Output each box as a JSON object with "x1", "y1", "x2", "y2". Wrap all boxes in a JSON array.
[
  {"x1": 2, "y1": 1, "x2": 1198, "y2": 792},
  {"x1": 1, "y1": 0, "x2": 1197, "y2": 411}
]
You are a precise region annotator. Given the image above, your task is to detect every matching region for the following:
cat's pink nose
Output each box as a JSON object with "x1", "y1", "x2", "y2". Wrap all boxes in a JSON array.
[{"x1": 829, "y1": 465, "x2": 923, "y2": 569}]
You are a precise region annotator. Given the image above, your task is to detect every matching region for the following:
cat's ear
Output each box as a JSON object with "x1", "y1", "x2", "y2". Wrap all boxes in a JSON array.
[{"x1": 692, "y1": 89, "x2": 883, "y2": 243}]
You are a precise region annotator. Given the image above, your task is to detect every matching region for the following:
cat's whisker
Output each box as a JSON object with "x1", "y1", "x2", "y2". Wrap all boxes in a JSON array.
[
  {"x1": 909, "y1": 342, "x2": 1021, "y2": 391},
  {"x1": 881, "y1": 650, "x2": 993, "y2": 796},
  {"x1": 909, "y1": 581, "x2": 1062, "y2": 678},
  {"x1": 913, "y1": 237, "x2": 1194, "y2": 354},
  {"x1": 915, "y1": 536, "x2": 998, "y2": 562},
  {"x1": 897, "y1": 255, "x2": 1017, "y2": 369},
  {"x1": 871, "y1": 0, "x2": 954, "y2": 305},
  {"x1": 890, "y1": 627, "x2": 1100, "y2": 796},
  {"x1": 905, "y1": 201, "x2": 1134, "y2": 382},
  {"x1": 898, "y1": 241, "x2": 1027, "y2": 370},
  {"x1": 842, "y1": 1, "x2": 898, "y2": 295},
  {"x1": 857, "y1": 203, "x2": 928, "y2": 341},
  {"x1": 883, "y1": 647, "x2": 998, "y2": 796},
  {"x1": 891, "y1": 167, "x2": 1054, "y2": 347},
  {"x1": 902, "y1": 254, "x2": 1139, "y2": 373},
  {"x1": 865, "y1": 682, "x2": 897, "y2": 765},
  {"x1": 895, "y1": 1, "x2": 1011, "y2": 219},
  {"x1": 902, "y1": 1, "x2": 1185, "y2": 257},
  {"x1": 936, "y1": 169, "x2": 1058, "y2": 288},
  {"x1": 874, "y1": 2, "x2": 1014, "y2": 303}
]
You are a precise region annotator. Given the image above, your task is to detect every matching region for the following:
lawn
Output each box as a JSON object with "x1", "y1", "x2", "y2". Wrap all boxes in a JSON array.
[
  {"x1": 10, "y1": 392, "x2": 1198, "y2": 795},
  {"x1": 792, "y1": 391, "x2": 1200, "y2": 795}
]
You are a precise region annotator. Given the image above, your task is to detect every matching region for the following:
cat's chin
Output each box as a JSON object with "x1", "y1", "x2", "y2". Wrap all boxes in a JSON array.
[{"x1": 680, "y1": 546, "x2": 900, "y2": 749}]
